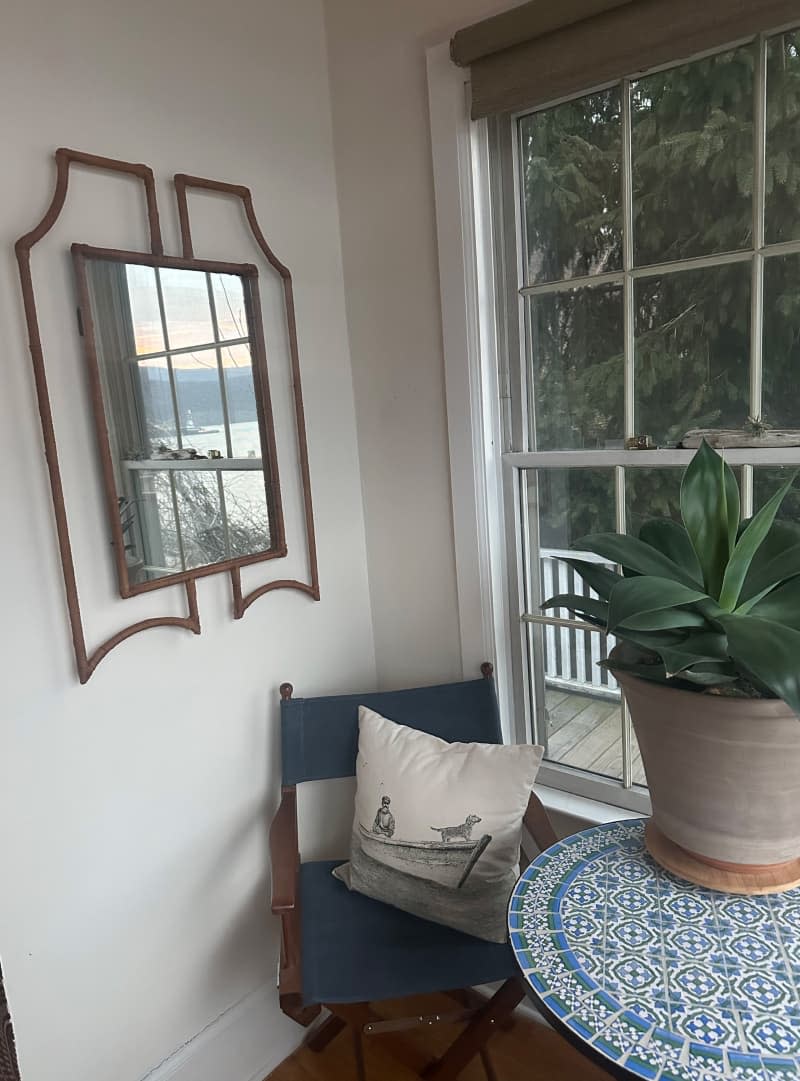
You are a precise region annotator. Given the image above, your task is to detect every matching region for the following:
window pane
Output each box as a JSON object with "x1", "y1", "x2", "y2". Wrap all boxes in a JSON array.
[
  {"x1": 520, "y1": 89, "x2": 622, "y2": 286},
  {"x1": 631, "y1": 45, "x2": 754, "y2": 265},
  {"x1": 634, "y1": 263, "x2": 750, "y2": 446},
  {"x1": 171, "y1": 349, "x2": 226, "y2": 453},
  {"x1": 137, "y1": 358, "x2": 177, "y2": 454},
  {"x1": 126, "y1": 264, "x2": 164, "y2": 355},
  {"x1": 527, "y1": 283, "x2": 624, "y2": 449},
  {"x1": 221, "y1": 343, "x2": 261, "y2": 457},
  {"x1": 173, "y1": 470, "x2": 225, "y2": 569},
  {"x1": 766, "y1": 29, "x2": 800, "y2": 245},
  {"x1": 160, "y1": 268, "x2": 215, "y2": 349},
  {"x1": 753, "y1": 467, "x2": 800, "y2": 521},
  {"x1": 625, "y1": 468, "x2": 683, "y2": 536},
  {"x1": 211, "y1": 273, "x2": 248, "y2": 341},
  {"x1": 533, "y1": 467, "x2": 617, "y2": 553},
  {"x1": 763, "y1": 253, "x2": 800, "y2": 429},
  {"x1": 542, "y1": 650, "x2": 623, "y2": 782},
  {"x1": 129, "y1": 470, "x2": 182, "y2": 581},
  {"x1": 221, "y1": 471, "x2": 271, "y2": 555},
  {"x1": 625, "y1": 465, "x2": 741, "y2": 537},
  {"x1": 631, "y1": 722, "x2": 646, "y2": 788}
]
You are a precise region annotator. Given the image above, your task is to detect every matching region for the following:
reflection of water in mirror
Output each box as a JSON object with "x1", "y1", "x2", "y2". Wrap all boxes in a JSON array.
[
  {"x1": 78, "y1": 254, "x2": 280, "y2": 588},
  {"x1": 182, "y1": 420, "x2": 260, "y2": 458}
]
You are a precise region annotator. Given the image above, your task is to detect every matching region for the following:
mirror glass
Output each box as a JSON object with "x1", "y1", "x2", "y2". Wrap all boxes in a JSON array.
[{"x1": 77, "y1": 253, "x2": 282, "y2": 591}]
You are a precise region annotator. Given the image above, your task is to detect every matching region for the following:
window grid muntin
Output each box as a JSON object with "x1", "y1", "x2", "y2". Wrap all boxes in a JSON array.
[
  {"x1": 205, "y1": 270, "x2": 234, "y2": 459},
  {"x1": 498, "y1": 27, "x2": 800, "y2": 806}
]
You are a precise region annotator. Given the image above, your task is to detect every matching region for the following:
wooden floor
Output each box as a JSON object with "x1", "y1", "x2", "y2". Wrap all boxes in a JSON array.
[
  {"x1": 265, "y1": 993, "x2": 609, "y2": 1081},
  {"x1": 545, "y1": 687, "x2": 646, "y2": 786}
]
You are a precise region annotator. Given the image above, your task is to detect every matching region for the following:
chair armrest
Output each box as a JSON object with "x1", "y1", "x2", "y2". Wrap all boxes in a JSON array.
[
  {"x1": 523, "y1": 791, "x2": 559, "y2": 853},
  {"x1": 270, "y1": 786, "x2": 299, "y2": 913}
]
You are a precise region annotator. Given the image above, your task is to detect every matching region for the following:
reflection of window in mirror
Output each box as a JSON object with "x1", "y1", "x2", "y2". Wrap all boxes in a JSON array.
[{"x1": 74, "y1": 250, "x2": 285, "y2": 595}]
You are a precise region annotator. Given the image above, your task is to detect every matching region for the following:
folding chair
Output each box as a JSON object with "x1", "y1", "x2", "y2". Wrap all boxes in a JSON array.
[{"x1": 269, "y1": 663, "x2": 558, "y2": 1080}]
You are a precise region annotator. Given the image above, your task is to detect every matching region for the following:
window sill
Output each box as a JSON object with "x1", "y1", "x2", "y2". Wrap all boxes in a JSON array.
[{"x1": 535, "y1": 783, "x2": 646, "y2": 830}]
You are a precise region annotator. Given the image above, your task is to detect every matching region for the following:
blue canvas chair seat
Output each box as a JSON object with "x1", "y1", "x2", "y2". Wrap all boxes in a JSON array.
[
  {"x1": 269, "y1": 664, "x2": 557, "y2": 1080},
  {"x1": 299, "y1": 860, "x2": 519, "y2": 1005}
]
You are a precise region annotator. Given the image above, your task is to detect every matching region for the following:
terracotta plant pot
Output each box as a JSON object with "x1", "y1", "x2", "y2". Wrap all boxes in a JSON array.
[{"x1": 614, "y1": 667, "x2": 800, "y2": 894}]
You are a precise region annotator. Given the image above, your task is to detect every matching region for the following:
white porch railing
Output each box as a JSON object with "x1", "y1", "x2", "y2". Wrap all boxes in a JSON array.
[{"x1": 540, "y1": 549, "x2": 619, "y2": 698}]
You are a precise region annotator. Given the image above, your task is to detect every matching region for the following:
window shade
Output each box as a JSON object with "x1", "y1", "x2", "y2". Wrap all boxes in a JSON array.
[{"x1": 452, "y1": 0, "x2": 800, "y2": 118}]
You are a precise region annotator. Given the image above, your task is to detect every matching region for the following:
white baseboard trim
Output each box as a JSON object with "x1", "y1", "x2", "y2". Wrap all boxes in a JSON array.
[
  {"x1": 138, "y1": 971, "x2": 548, "y2": 1081},
  {"x1": 139, "y1": 981, "x2": 306, "y2": 1081}
]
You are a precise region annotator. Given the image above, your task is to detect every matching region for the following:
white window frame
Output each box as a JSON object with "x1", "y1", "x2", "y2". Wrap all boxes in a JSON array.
[{"x1": 428, "y1": 31, "x2": 800, "y2": 813}]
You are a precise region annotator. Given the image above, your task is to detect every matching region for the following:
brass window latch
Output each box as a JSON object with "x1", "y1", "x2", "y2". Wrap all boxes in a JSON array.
[{"x1": 625, "y1": 434, "x2": 655, "y2": 450}]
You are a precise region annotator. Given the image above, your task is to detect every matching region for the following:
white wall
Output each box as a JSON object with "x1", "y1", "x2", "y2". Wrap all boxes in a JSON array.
[
  {"x1": 324, "y1": 0, "x2": 520, "y2": 689},
  {"x1": 0, "y1": 3, "x2": 375, "y2": 1080}
]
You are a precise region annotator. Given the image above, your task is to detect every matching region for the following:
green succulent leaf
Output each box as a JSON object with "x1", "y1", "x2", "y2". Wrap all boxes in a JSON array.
[
  {"x1": 540, "y1": 594, "x2": 609, "y2": 625},
  {"x1": 675, "y1": 662, "x2": 739, "y2": 686},
  {"x1": 657, "y1": 632, "x2": 730, "y2": 677},
  {"x1": 541, "y1": 442, "x2": 800, "y2": 713},
  {"x1": 616, "y1": 628, "x2": 689, "y2": 653},
  {"x1": 737, "y1": 517, "x2": 800, "y2": 548},
  {"x1": 605, "y1": 653, "x2": 735, "y2": 689},
  {"x1": 638, "y1": 519, "x2": 703, "y2": 586},
  {"x1": 695, "y1": 596, "x2": 727, "y2": 625},
  {"x1": 603, "y1": 656, "x2": 672, "y2": 685},
  {"x1": 607, "y1": 576, "x2": 709, "y2": 632},
  {"x1": 718, "y1": 473, "x2": 798, "y2": 611},
  {"x1": 745, "y1": 575, "x2": 800, "y2": 631},
  {"x1": 739, "y1": 542, "x2": 800, "y2": 602},
  {"x1": 563, "y1": 559, "x2": 622, "y2": 601},
  {"x1": 680, "y1": 440, "x2": 739, "y2": 598},
  {"x1": 620, "y1": 608, "x2": 709, "y2": 632},
  {"x1": 578, "y1": 533, "x2": 699, "y2": 587},
  {"x1": 719, "y1": 615, "x2": 800, "y2": 715}
]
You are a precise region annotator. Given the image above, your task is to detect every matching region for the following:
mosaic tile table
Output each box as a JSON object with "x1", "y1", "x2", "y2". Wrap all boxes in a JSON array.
[{"x1": 508, "y1": 820, "x2": 800, "y2": 1081}]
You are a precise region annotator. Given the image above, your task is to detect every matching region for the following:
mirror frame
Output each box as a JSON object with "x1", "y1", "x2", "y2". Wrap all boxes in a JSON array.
[{"x1": 72, "y1": 243, "x2": 287, "y2": 598}]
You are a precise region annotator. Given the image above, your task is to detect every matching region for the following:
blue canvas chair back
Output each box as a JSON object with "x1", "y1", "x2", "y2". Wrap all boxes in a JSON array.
[{"x1": 280, "y1": 674, "x2": 502, "y2": 786}]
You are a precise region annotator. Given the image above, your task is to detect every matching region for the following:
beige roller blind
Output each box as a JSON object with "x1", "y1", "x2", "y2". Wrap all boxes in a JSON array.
[
  {"x1": 450, "y1": 0, "x2": 635, "y2": 66},
  {"x1": 452, "y1": 0, "x2": 800, "y2": 118}
]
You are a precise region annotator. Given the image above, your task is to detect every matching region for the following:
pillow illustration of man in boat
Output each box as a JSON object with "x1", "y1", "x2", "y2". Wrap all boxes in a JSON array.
[
  {"x1": 372, "y1": 795, "x2": 396, "y2": 837},
  {"x1": 362, "y1": 797, "x2": 492, "y2": 890}
]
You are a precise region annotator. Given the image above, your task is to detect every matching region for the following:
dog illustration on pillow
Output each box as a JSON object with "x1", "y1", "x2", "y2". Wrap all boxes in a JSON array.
[{"x1": 430, "y1": 814, "x2": 482, "y2": 842}]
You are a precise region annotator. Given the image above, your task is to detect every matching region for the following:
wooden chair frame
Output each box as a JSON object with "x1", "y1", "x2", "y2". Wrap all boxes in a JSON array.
[{"x1": 269, "y1": 669, "x2": 558, "y2": 1080}]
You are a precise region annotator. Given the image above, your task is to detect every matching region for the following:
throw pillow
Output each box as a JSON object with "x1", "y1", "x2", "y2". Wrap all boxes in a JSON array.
[{"x1": 333, "y1": 706, "x2": 543, "y2": 943}]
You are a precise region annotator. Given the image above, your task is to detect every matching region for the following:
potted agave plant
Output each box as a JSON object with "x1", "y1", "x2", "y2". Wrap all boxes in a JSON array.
[{"x1": 544, "y1": 441, "x2": 800, "y2": 894}]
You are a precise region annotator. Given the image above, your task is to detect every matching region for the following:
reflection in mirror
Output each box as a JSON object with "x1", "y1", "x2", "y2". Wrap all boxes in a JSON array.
[{"x1": 75, "y1": 251, "x2": 283, "y2": 593}]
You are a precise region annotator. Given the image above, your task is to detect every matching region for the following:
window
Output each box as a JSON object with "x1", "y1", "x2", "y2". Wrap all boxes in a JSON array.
[{"x1": 489, "y1": 28, "x2": 800, "y2": 808}]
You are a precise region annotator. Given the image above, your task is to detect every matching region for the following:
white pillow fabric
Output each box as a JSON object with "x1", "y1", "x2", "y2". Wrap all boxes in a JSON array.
[{"x1": 333, "y1": 706, "x2": 543, "y2": 943}]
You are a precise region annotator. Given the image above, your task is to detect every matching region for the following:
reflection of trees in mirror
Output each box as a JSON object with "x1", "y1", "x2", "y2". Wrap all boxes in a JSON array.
[{"x1": 145, "y1": 472, "x2": 270, "y2": 576}]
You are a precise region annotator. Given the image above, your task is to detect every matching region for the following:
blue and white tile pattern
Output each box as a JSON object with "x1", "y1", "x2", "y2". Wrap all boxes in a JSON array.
[{"x1": 508, "y1": 821, "x2": 800, "y2": 1080}]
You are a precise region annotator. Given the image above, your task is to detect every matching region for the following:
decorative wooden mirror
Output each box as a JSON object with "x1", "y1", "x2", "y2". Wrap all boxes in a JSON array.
[
  {"x1": 16, "y1": 150, "x2": 320, "y2": 683},
  {"x1": 73, "y1": 247, "x2": 284, "y2": 596}
]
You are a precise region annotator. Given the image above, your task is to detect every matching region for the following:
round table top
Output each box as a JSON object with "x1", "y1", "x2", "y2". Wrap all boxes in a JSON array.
[{"x1": 508, "y1": 819, "x2": 800, "y2": 1081}]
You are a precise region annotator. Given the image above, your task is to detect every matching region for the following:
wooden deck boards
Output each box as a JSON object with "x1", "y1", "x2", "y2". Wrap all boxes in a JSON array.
[{"x1": 544, "y1": 688, "x2": 646, "y2": 787}]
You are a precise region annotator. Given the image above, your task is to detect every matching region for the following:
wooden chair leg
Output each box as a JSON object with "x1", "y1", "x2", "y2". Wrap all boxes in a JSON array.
[
  {"x1": 480, "y1": 1047, "x2": 498, "y2": 1081},
  {"x1": 422, "y1": 978, "x2": 526, "y2": 1081},
  {"x1": 306, "y1": 1012, "x2": 346, "y2": 1053},
  {"x1": 445, "y1": 988, "x2": 515, "y2": 1033},
  {"x1": 329, "y1": 1002, "x2": 433, "y2": 1075},
  {"x1": 352, "y1": 1026, "x2": 367, "y2": 1081}
]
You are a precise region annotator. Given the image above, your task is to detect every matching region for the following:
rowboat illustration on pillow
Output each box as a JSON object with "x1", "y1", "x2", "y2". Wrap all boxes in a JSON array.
[{"x1": 356, "y1": 820, "x2": 492, "y2": 889}]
